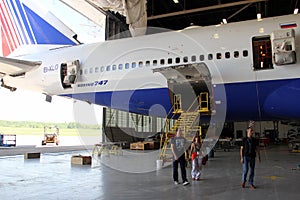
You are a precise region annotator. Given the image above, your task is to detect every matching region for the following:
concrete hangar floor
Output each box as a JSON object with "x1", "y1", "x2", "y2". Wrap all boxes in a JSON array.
[{"x1": 0, "y1": 144, "x2": 299, "y2": 200}]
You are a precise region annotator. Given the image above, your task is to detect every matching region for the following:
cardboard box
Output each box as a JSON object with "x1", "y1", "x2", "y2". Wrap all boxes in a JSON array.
[{"x1": 71, "y1": 155, "x2": 92, "y2": 165}]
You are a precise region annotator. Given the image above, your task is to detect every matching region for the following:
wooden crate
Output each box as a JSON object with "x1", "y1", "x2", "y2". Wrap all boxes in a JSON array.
[
  {"x1": 71, "y1": 155, "x2": 92, "y2": 165},
  {"x1": 144, "y1": 142, "x2": 154, "y2": 149},
  {"x1": 24, "y1": 152, "x2": 40, "y2": 159},
  {"x1": 130, "y1": 142, "x2": 150, "y2": 150}
]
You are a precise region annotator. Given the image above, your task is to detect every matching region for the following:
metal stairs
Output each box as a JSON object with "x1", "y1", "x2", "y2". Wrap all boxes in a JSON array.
[{"x1": 159, "y1": 97, "x2": 202, "y2": 161}]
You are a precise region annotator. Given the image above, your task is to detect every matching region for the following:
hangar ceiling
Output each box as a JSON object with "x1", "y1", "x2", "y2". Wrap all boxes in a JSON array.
[
  {"x1": 60, "y1": 0, "x2": 299, "y2": 37},
  {"x1": 147, "y1": 0, "x2": 299, "y2": 30}
]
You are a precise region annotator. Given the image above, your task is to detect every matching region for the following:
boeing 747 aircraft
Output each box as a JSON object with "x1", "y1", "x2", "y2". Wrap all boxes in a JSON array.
[{"x1": 1, "y1": 0, "x2": 300, "y2": 123}]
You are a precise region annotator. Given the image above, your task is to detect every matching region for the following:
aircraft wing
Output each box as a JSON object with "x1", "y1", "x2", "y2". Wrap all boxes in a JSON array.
[{"x1": 0, "y1": 57, "x2": 42, "y2": 77}]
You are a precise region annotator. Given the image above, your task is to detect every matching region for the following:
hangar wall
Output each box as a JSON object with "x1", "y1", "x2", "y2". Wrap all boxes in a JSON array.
[
  {"x1": 234, "y1": 121, "x2": 296, "y2": 140},
  {"x1": 102, "y1": 107, "x2": 173, "y2": 144}
]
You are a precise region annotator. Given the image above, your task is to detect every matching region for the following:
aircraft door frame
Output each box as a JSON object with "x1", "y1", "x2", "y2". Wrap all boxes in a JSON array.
[
  {"x1": 153, "y1": 63, "x2": 213, "y2": 114},
  {"x1": 60, "y1": 60, "x2": 80, "y2": 89}
]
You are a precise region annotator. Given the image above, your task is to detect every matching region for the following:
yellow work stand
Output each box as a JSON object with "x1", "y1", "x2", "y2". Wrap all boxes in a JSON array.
[{"x1": 92, "y1": 143, "x2": 123, "y2": 157}]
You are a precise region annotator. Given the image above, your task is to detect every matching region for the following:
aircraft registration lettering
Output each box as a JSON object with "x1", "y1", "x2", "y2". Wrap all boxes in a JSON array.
[
  {"x1": 43, "y1": 64, "x2": 59, "y2": 73},
  {"x1": 77, "y1": 80, "x2": 108, "y2": 88}
]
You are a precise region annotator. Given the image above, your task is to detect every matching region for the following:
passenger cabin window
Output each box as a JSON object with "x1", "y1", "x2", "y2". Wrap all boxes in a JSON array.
[
  {"x1": 112, "y1": 65, "x2": 117, "y2": 70},
  {"x1": 95, "y1": 67, "x2": 99, "y2": 73},
  {"x1": 200, "y1": 55, "x2": 205, "y2": 61},
  {"x1": 132, "y1": 62, "x2": 136, "y2": 68},
  {"x1": 146, "y1": 61, "x2": 150, "y2": 66},
  {"x1": 183, "y1": 56, "x2": 188, "y2": 63},
  {"x1": 125, "y1": 63, "x2": 130, "y2": 69},
  {"x1": 175, "y1": 57, "x2": 180, "y2": 63},
  {"x1": 160, "y1": 59, "x2": 165, "y2": 65},
  {"x1": 234, "y1": 51, "x2": 239, "y2": 58},
  {"x1": 208, "y1": 54, "x2": 213, "y2": 60},
  {"x1": 252, "y1": 36, "x2": 273, "y2": 70},
  {"x1": 191, "y1": 55, "x2": 196, "y2": 62},
  {"x1": 139, "y1": 61, "x2": 143, "y2": 67},
  {"x1": 168, "y1": 58, "x2": 172, "y2": 64},
  {"x1": 118, "y1": 64, "x2": 123, "y2": 70},
  {"x1": 225, "y1": 52, "x2": 230, "y2": 59},
  {"x1": 216, "y1": 53, "x2": 222, "y2": 59},
  {"x1": 153, "y1": 60, "x2": 158, "y2": 66}
]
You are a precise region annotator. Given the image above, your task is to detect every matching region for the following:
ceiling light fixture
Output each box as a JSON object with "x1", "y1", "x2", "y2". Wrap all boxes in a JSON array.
[
  {"x1": 173, "y1": 0, "x2": 179, "y2": 3},
  {"x1": 257, "y1": 13, "x2": 262, "y2": 21},
  {"x1": 294, "y1": 8, "x2": 299, "y2": 14},
  {"x1": 222, "y1": 19, "x2": 227, "y2": 24}
]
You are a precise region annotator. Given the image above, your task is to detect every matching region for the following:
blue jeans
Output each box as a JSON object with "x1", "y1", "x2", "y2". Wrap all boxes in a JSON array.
[
  {"x1": 173, "y1": 154, "x2": 187, "y2": 182},
  {"x1": 242, "y1": 156, "x2": 256, "y2": 185}
]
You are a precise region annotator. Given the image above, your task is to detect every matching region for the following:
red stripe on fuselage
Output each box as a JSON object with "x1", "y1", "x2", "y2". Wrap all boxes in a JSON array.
[
  {"x1": 1, "y1": 28, "x2": 10, "y2": 56},
  {"x1": 0, "y1": 0, "x2": 21, "y2": 56}
]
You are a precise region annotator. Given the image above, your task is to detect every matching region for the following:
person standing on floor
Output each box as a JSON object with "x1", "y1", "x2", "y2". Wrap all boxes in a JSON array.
[
  {"x1": 171, "y1": 127, "x2": 190, "y2": 186},
  {"x1": 240, "y1": 125, "x2": 261, "y2": 189},
  {"x1": 190, "y1": 135, "x2": 202, "y2": 181}
]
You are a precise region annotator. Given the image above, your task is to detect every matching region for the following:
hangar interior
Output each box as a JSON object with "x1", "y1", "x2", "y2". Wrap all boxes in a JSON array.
[
  {"x1": 60, "y1": 0, "x2": 300, "y2": 39},
  {"x1": 1, "y1": 1, "x2": 300, "y2": 199},
  {"x1": 96, "y1": 0, "x2": 300, "y2": 153},
  {"x1": 101, "y1": 0, "x2": 300, "y2": 38}
]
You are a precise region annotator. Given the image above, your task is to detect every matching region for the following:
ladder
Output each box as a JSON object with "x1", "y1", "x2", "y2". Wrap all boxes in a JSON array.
[
  {"x1": 159, "y1": 97, "x2": 202, "y2": 161},
  {"x1": 173, "y1": 94, "x2": 183, "y2": 114},
  {"x1": 198, "y1": 92, "x2": 209, "y2": 112}
]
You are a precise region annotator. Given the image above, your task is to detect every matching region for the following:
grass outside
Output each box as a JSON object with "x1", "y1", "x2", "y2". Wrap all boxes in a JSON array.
[{"x1": 0, "y1": 126, "x2": 102, "y2": 136}]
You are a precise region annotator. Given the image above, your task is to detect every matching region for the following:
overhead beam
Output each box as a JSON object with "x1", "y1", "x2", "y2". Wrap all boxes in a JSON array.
[
  {"x1": 227, "y1": 2, "x2": 253, "y2": 21},
  {"x1": 147, "y1": 0, "x2": 268, "y2": 20}
]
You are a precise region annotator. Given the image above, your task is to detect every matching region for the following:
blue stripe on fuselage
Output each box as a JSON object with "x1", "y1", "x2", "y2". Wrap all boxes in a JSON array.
[
  {"x1": 62, "y1": 88, "x2": 173, "y2": 118},
  {"x1": 263, "y1": 79, "x2": 300, "y2": 120},
  {"x1": 60, "y1": 78, "x2": 300, "y2": 121},
  {"x1": 221, "y1": 78, "x2": 300, "y2": 121}
]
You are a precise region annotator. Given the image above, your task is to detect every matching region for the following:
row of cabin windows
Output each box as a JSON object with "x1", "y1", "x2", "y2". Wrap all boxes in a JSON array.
[{"x1": 80, "y1": 50, "x2": 249, "y2": 75}]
